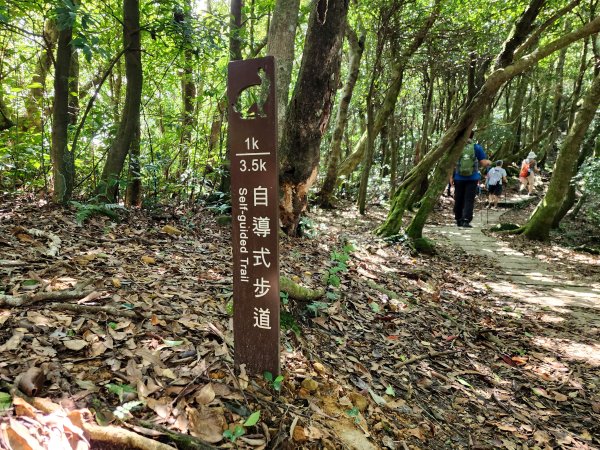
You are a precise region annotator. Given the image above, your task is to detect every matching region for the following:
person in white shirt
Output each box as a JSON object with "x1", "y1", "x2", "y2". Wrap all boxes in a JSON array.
[{"x1": 486, "y1": 160, "x2": 507, "y2": 208}]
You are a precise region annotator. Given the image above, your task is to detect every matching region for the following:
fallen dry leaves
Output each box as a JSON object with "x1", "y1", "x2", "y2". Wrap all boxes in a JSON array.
[{"x1": 0, "y1": 194, "x2": 599, "y2": 449}]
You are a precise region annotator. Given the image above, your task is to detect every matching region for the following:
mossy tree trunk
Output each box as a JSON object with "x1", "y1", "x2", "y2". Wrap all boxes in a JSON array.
[
  {"x1": 551, "y1": 117, "x2": 600, "y2": 227},
  {"x1": 279, "y1": 0, "x2": 349, "y2": 236},
  {"x1": 50, "y1": 20, "x2": 74, "y2": 204},
  {"x1": 522, "y1": 71, "x2": 600, "y2": 240},
  {"x1": 97, "y1": 0, "x2": 142, "y2": 203},
  {"x1": 318, "y1": 26, "x2": 365, "y2": 208}
]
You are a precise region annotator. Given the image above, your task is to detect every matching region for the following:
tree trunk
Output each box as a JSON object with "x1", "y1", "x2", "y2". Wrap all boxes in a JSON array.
[
  {"x1": 25, "y1": 19, "x2": 58, "y2": 130},
  {"x1": 279, "y1": 0, "x2": 349, "y2": 235},
  {"x1": 97, "y1": 0, "x2": 142, "y2": 203},
  {"x1": 521, "y1": 69, "x2": 600, "y2": 240},
  {"x1": 551, "y1": 116, "x2": 600, "y2": 227},
  {"x1": 179, "y1": 0, "x2": 196, "y2": 176},
  {"x1": 494, "y1": 74, "x2": 529, "y2": 162},
  {"x1": 125, "y1": 122, "x2": 142, "y2": 206},
  {"x1": 267, "y1": 0, "x2": 301, "y2": 138},
  {"x1": 318, "y1": 26, "x2": 365, "y2": 208},
  {"x1": 379, "y1": 0, "x2": 595, "y2": 238},
  {"x1": 68, "y1": 48, "x2": 79, "y2": 125},
  {"x1": 50, "y1": 23, "x2": 74, "y2": 204},
  {"x1": 336, "y1": 1, "x2": 441, "y2": 180},
  {"x1": 230, "y1": 0, "x2": 243, "y2": 61},
  {"x1": 357, "y1": 101, "x2": 375, "y2": 215},
  {"x1": 0, "y1": 95, "x2": 14, "y2": 130}
]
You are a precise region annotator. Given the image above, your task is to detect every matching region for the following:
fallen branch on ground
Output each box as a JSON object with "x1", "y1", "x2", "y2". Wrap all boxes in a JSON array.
[
  {"x1": 45, "y1": 302, "x2": 148, "y2": 319},
  {"x1": 0, "y1": 289, "x2": 95, "y2": 307},
  {"x1": 133, "y1": 420, "x2": 218, "y2": 450}
]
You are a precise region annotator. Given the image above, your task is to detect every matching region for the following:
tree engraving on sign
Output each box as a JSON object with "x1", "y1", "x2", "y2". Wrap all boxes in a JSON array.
[{"x1": 228, "y1": 56, "x2": 279, "y2": 376}]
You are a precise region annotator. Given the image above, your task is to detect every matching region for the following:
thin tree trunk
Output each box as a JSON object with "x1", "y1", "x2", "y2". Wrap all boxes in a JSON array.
[
  {"x1": 336, "y1": 1, "x2": 442, "y2": 180},
  {"x1": 50, "y1": 23, "x2": 74, "y2": 204},
  {"x1": 267, "y1": 0, "x2": 301, "y2": 138},
  {"x1": 25, "y1": 19, "x2": 58, "y2": 130},
  {"x1": 179, "y1": 0, "x2": 196, "y2": 176},
  {"x1": 318, "y1": 26, "x2": 365, "y2": 208},
  {"x1": 68, "y1": 48, "x2": 79, "y2": 125},
  {"x1": 521, "y1": 69, "x2": 600, "y2": 240},
  {"x1": 0, "y1": 95, "x2": 14, "y2": 130},
  {"x1": 97, "y1": 0, "x2": 142, "y2": 203},
  {"x1": 551, "y1": 117, "x2": 600, "y2": 227},
  {"x1": 495, "y1": 74, "x2": 529, "y2": 162},
  {"x1": 279, "y1": 0, "x2": 349, "y2": 235},
  {"x1": 125, "y1": 122, "x2": 142, "y2": 206},
  {"x1": 357, "y1": 102, "x2": 374, "y2": 215}
]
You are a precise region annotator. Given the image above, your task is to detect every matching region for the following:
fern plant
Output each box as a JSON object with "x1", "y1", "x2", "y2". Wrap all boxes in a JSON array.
[{"x1": 71, "y1": 201, "x2": 124, "y2": 224}]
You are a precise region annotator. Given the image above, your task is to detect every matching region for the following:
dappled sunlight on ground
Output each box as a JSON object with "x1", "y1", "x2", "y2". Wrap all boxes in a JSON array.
[{"x1": 532, "y1": 335, "x2": 600, "y2": 366}]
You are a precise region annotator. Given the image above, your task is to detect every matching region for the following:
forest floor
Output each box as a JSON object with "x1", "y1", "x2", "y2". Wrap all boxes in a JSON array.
[{"x1": 0, "y1": 184, "x2": 599, "y2": 450}]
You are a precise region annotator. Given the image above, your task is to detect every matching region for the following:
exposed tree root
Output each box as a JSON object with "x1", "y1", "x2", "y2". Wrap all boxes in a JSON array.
[{"x1": 280, "y1": 276, "x2": 325, "y2": 301}]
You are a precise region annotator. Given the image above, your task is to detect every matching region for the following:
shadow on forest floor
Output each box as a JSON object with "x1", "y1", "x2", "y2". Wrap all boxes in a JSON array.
[{"x1": 0, "y1": 192, "x2": 598, "y2": 449}]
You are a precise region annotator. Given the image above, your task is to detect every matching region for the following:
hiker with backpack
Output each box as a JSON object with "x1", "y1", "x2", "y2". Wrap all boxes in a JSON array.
[
  {"x1": 519, "y1": 151, "x2": 538, "y2": 195},
  {"x1": 452, "y1": 130, "x2": 491, "y2": 227},
  {"x1": 486, "y1": 160, "x2": 507, "y2": 209}
]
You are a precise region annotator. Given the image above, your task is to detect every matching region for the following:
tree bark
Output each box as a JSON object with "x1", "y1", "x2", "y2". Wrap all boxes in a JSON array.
[
  {"x1": 25, "y1": 19, "x2": 58, "y2": 130},
  {"x1": 267, "y1": 0, "x2": 301, "y2": 138},
  {"x1": 318, "y1": 26, "x2": 365, "y2": 208},
  {"x1": 97, "y1": 0, "x2": 142, "y2": 203},
  {"x1": 125, "y1": 121, "x2": 142, "y2": 206},
  {"x1": 336, "y1": 1, "x2": 441, "y2": 181},
  {"x1": 521, "y1": 69, "x2": 600, "y2": 240},
  {"x1": 0, "y1": 95, "x2": 14, "y2": 130},
  {"x1": 50, "y1": 23, "x2": 74, "y2": 204},
  {"x1": 178, "y1": 1, "x2": 196, "y2": 175},
  {"x1": 279, "y1": 0, "x2": 349, "y2": 236}
]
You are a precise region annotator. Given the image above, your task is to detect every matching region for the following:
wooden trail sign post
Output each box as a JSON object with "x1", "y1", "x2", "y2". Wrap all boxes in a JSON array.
[{"x1": 228, "y1": 56, "x2": 280, "y2": 376}]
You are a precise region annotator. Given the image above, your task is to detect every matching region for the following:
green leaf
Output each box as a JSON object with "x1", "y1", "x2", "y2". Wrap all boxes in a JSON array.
[
  {"x1": 163, "y1": 340, "x2": 184, "y2": 347},
  {"x1": 346, "y1": 407, "x2": 359, "y2": 417},
  {"x1": 385, "y1": 385, "x2": 396, "y2": 397},
  {"x1": 328, "y1": 274, "x2": 340, "y2": 287},
  {"x1": 22, "y1": 279, "x2": 40, "y2": 286},
  {"x1": 325, "y1": 291, "x2": 339, "y2": 300},
  {"x1": 456, "y1": 377, "x2": 473, "y2": 388},
  {"x1": 26, "y1": 82, "x2": 44, "y2": 89},
  {"x1": 370, "y1": 303, "x2": 381, "y2": 313},
  {"x1": 263, "y1": 371, "x2": 273, "y2": 382},
  {"x1": 243, "y1": 410, "x2": 260, "y2": 427},
  {"x1": 0, "y1": 392, "x2": 12, "y2": 411}
]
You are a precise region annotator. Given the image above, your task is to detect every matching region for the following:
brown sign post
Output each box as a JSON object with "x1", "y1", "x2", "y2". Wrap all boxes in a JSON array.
[{"x1": 228, "y1": 56, "x2": 280, "y2": 376}]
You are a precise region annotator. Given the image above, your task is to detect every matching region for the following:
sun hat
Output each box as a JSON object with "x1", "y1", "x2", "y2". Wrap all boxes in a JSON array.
[{"x1": 527, "y1": 151, "x2": 536, "y2": 159}]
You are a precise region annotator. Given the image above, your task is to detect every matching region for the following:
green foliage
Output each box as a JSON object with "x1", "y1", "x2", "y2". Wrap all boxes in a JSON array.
[
  {"x1": 0, "y1": 392, "x2": 12, "y2": 412},
  {"x1": 71, "y1": 201, "x2": 123, "y2": 224},
  {"x1": 575, "y1": 157, "x2": 600, "y2": 224},
  {"x1": 223, "y1": 410, "x2": 261, "y2": 443},
  {"x1": 106, "y1": 383, "x2": 136, "y2": 403},
  {"x1": 223, "y1": 425, "x2": 245, "y2": 443},
  {"x1": 264, "y1": 372, "x2": 284, "y2": 392}
]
